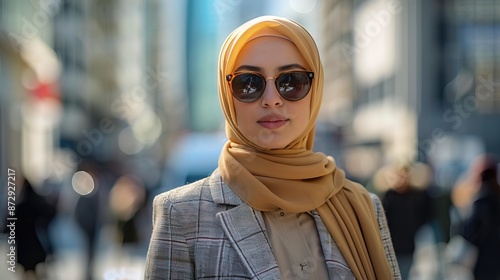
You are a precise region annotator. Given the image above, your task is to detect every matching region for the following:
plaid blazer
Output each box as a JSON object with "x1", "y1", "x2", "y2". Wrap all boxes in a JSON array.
[{"x1": 145, "y1": 169, "x2": 401, "y2": 279}]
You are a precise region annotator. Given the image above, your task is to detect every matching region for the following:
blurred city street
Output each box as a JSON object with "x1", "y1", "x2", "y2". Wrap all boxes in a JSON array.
[
  {"x1": 1, "y1": 214, "x2": 148, "y2": 280},
  {"x1": 1, "y1": 0, "x2": 499, "y2": 279}
]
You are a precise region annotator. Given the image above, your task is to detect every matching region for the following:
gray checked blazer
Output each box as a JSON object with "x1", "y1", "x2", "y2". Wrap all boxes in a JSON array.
[{"x1": 145, "y1": 169, "x2": 401, "y2": 279}]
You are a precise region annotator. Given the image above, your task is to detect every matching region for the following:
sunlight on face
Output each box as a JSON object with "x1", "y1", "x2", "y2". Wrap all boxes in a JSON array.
[{"x1": 232, "y1": 35, "x2": 311, "y2": 149}]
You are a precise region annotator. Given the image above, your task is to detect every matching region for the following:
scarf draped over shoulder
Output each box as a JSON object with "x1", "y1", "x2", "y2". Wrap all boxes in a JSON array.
[{"x1": 217, "y1": 16, "x2": 393, "y2": 280}]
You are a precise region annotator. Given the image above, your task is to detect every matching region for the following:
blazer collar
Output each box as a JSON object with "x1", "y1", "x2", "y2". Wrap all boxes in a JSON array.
[{"x1": 208, "y1": 168, "x2": 244, "y2": 206}]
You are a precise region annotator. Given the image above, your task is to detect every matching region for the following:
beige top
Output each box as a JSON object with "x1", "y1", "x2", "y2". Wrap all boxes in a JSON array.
[{"x1": 263, "y1": 210, "x2": 330, "y2": 279}]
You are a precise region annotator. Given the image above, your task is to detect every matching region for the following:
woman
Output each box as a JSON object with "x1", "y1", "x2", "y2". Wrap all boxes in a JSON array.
[{"x1": 145, "y1": 16, "x2": 401, "y2": 279}]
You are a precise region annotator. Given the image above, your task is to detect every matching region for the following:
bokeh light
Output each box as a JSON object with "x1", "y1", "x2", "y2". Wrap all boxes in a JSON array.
[{"x1": 71, "y1": 171, "x2": 95, "y2": 196}]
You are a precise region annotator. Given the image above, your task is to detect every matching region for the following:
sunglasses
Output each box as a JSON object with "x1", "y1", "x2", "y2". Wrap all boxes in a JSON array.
[{"x1": 226, "y1": 71, "x2": 314, "y2": 102}]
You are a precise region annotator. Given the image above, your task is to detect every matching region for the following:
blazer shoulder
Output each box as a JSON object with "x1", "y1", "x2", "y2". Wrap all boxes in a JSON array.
[
  {"x1": 153, "y1": 177, "x2": 212, "y2": 207},
  {"x1": 368, "y1": 192, "x2": 384, "y2": 215}
]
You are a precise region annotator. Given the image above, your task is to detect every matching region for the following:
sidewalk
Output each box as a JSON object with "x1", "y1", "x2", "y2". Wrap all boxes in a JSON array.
[{"x1": 1, "y1": 214, "x2": 147, "y2": 280}]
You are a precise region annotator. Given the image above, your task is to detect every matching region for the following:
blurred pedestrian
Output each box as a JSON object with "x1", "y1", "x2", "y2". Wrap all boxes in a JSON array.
[
  {"x1": 109, "y1": 174, "x2": 147, "y2": 255},
  {"x1": 7, "y1": 177, "x2": 56, "y2": 280},
  {"x1": 450, "y1": 154, "x2": 500, "y2": 280},
  {"x1": 380, "y1": 164, "x2": 433, "y2": 280},
  {"x1": 145, "y1": 16, "x2": 401, "y2": 279},
  {"x1": 73, "y1": 159, "x2": 114, "y2": 280}
]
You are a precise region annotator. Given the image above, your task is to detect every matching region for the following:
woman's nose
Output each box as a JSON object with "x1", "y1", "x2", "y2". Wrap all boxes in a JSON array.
[{"x1": 260, "y1": 79, "x2": 283, "y2": 107}]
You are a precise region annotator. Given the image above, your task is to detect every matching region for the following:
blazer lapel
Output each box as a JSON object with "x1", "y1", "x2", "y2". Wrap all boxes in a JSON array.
[
  {"x1": 312, "y1": 211, "x2": 354, "y2": 278},
  {"x1": 209, "y1": 169, "x2": 281, "y2": 279},
  {"x1": 217, "y1": 204, "x2": 281, "y2": 279}
]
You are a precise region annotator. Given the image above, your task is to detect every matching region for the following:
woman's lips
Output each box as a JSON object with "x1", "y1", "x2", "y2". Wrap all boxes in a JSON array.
[{"x1": 257, "y1": 115, "x2": 288, "y2": 129}]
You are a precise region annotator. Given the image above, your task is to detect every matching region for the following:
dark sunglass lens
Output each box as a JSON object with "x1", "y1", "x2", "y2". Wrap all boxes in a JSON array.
[
  {"x1": 231, "y1": 74, "x2": 264, "y2": 102},
  {"x1": 276, "y1": 73, "x2": 311, "y2": 101}
]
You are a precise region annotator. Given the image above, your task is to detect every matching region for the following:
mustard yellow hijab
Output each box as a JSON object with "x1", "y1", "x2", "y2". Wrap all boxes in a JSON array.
[{"x1": 217, "y1": 16, "x2": 393, "y2": 279}]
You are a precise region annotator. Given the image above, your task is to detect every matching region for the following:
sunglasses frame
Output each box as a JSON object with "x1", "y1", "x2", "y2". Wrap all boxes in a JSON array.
[{"x1": 225, "y1": 71, "x2": 314, "y2": 102}]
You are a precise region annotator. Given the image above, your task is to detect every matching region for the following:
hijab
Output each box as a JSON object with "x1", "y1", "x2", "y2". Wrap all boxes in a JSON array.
[{"x1": 217, "y1": 16, "x2": 393, "y2": 279}]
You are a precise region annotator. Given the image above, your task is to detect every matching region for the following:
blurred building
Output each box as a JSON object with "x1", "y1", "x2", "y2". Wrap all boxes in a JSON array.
[
  {"x1": 0, "y1": 0, "x2": 62, "y2": 191},
  {"x1": 421, "y1": 0, "x2": 500, "y2": 188},
  {"x1": 0, "y1": 0, "x2": 182, "y2": 278},
  {"x1": 0, "y1": 0, "x2": 172, "y2": 210},
  {"x1": 319, "y1": 0, "x2": 500, "y2": 186},
  {"x1": 319, "y1": 0, "x2": 418, "y2": 182},
  {"x1": 55, "y1": 0, "x2": 170, "y2": 178}
]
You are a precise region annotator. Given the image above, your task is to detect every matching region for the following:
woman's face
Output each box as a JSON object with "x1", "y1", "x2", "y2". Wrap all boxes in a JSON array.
[{"x1": 231, "y1": 36, "x2": 311, "y2": 149}]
